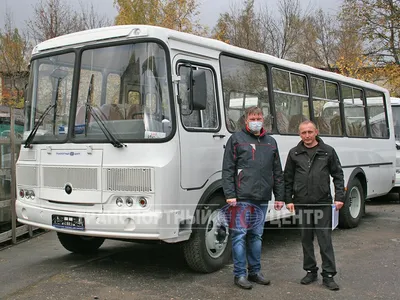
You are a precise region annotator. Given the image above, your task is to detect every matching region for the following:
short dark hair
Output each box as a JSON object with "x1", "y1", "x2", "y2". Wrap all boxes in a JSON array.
[
  {"x1": 244, "y1": 106, "x2": 263, "y2": 120},
  {"x1": 299, "y1": 120, "x2": 317, "y2": 131}
]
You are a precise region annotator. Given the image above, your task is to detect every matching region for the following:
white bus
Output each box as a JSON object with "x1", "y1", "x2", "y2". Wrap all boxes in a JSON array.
[
  {"x1": 389, "y1": 98, "x2": 400, "y2": 190},
  {"x1": 16, "y1": 25, "x2": 396, "y2": 273}
]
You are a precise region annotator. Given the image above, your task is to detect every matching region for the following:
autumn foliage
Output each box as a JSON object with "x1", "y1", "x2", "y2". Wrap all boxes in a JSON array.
[
  {"x1": 0, "y1": 16, "x2": 28, "y2": 109},
  {"x1": 113, "y1": 0, "x2": 207, "y2": 35}
]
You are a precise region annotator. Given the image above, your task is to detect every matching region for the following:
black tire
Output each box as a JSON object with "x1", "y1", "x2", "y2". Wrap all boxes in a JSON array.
[
  {"x1": 57, "y1": 232, "x2": 105, "y2": 254},
  {"x1": 339, "y1": 178, "x2": 364, "y2": 228},
  {"x1": 183, "y1": 194, "x2": 232, "y2": 273}
]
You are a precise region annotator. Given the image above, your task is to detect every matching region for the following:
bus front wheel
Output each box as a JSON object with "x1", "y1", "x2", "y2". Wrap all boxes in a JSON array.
[
  {"x1": 183, "y1": 194, "x2": 231, "y2": 273},
  {"x1": 57, "y1": 232, "x2": 105, "y2": 254},
  {"x1": 339, "y1": 178, "x2": 364, "y2": 228}
]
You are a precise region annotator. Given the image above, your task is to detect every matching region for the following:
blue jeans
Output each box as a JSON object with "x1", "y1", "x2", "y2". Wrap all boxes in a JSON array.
[{"x1": 229, "y1": 201, "x2": 268, "y2": 277}]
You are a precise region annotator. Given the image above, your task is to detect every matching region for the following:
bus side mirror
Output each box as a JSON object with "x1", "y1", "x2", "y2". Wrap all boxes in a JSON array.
[{"x1": 190, "y1": 69, "x2": 207, "y2": 111}]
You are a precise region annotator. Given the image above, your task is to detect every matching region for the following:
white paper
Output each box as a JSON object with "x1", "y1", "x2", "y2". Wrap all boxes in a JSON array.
[{"x1": 332, "y1": 204, "x2": 339, "y2": 230}]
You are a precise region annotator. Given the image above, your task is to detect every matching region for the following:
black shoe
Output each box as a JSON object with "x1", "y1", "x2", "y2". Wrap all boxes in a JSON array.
[
  {"x1": 300, "y1": 272, "x2": 318, "y2": 285},
  {"x1": 323, "y1": 276, "x2": 340, "y2": 291},
  {"x1": 248, "y1": 273, "x2": 271, "y2": 285},
  {"x1": 234, "y1": 276, "x2": 253, "y2": 289}
]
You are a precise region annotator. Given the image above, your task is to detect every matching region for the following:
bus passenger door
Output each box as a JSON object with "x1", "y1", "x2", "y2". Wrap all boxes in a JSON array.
[{"x1": 175, "y1": 60, "x2": 226, "y2": 189}]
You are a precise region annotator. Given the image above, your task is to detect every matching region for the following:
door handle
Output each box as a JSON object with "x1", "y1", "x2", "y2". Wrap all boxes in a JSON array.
[{"x1": 213, "y1": 134, "x2": 225, "y2": 138}]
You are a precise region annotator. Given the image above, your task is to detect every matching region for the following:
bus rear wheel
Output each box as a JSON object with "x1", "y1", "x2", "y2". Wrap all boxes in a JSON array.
[
  {"x1": 339, "y1": 178, "x2": 364, "y2": 228},
  {"x1": 57, "y1": 232, "x2": 105, "y2": 254},
  {"x1": 183, "y1": 194, "x2": 231, "y2": 273}
]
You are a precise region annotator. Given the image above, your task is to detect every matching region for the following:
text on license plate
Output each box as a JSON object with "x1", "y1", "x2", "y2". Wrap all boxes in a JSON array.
[{"x1": 52, "y1": 215, "x2": 85, "y2": 230}]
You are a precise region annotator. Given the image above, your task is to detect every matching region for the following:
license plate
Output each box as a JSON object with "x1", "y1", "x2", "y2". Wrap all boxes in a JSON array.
[{"x1": 52, "y1": 215, "x2": 85, "y2": 231}]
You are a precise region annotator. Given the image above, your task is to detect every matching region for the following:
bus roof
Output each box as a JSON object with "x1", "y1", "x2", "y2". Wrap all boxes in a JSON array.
[{"x1": 33, "y1": 25, "x2": 389, "y2": 94}]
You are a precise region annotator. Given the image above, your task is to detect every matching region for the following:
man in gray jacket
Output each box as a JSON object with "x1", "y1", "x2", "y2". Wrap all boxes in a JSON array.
[{"x1": 222, "y1": 106, "x2": 285, "y2": 289}]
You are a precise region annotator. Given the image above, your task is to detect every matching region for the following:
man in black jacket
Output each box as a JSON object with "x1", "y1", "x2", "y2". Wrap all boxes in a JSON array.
[
  {"x1": 222, "y1": 106, "x2": 285, "y2": 289},
  {"x1": 284, "y1": 120, "x2": 344, "y2": 291}
]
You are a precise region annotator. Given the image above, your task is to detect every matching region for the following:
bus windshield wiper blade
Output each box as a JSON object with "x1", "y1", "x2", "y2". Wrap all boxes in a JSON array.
[
  {"x1": 24, "y1": 104, "x2": 56, "y2": 148},
  {"x1": 85, "y1": 104, "x2": 125, "y2": 148}
]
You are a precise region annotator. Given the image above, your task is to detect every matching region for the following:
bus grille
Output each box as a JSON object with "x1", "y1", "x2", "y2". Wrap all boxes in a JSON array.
[
  {"x1": 105, "y1": 168, "x2": 153, "y2": 192},
  {"x1": 17, "y1": 165, "x2": 38, "y2": 186},
  {"x1": 42, "y1": 167, "x2": 98, "y2": 190}
]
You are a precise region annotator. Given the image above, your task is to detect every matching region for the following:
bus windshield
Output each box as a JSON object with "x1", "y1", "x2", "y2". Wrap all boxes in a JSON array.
[{"x1": 24, "y1": 41, "x2": 172, "y2": 143}]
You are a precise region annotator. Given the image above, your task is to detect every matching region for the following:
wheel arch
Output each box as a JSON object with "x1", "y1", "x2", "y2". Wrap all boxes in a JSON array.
[
  {"x1": 347, "y1": 167, "x2": 367, "y2": 200},
  {"x1": 198, "y1": 179, "x2": 224, "y2": 207}
]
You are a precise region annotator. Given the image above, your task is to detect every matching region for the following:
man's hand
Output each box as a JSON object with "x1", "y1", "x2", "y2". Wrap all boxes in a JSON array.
[
  {"x1": 286, "y1": 203, "x2": 295, "y2": 213},
  {"x1": 226, "y1": 198, "x2": 237, "y2": 206},
  {"x1": 274, "y1": 201, "x2": 284, "y2": 210},
  {"x1": 334, "y1": 201, "x2": 344, "y2": 210}
]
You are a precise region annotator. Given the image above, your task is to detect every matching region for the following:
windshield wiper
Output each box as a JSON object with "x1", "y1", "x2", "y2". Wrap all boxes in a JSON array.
[
  {"x1": 84, "y1": 74, "x2": 125, "y2": 148},
  {"x1": 24, "y1": 104, "x2": 55, "y2": 148},
  {"x1": 85, "y1": 104, "x2": 125, "y2": 148}
]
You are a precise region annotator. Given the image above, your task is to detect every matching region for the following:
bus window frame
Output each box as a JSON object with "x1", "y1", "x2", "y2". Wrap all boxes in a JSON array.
[{"x1": 176, "y1": 60, "x2": 221, "y2": 133}]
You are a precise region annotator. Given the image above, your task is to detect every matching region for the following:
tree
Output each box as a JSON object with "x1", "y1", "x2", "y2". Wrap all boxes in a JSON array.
[
  {"x1": 26, "y1": 0, "x2": 81, "y2": 43},
  {"x1": 261, "y1": 0, "x2": 307, "y2": 59},
  {"x1": 292, "y1": 9, "x2": 340, "y2": 70},
  {"x1": 113, "y1": 0, "x2": 206, "y2": 34},
  {"x1": 77, "y1": 1, "x2": 112, "y2": 30},
  {"x1": 212, "y1": 0, "x2": 309, "y2": 59},
  {"x1": 341, "y1": 0, "x2": 400, "y2": 65},
  {"x1": 212, "y1": 0, "x2": 265, "y2": 52},
  {"x1": 0, "y1": 12, "x2": 29, "y2": 108},
  {"x1": 27, "y1": 0, "x2": 112, "y2": 44},
  {"x1": 338, "y1": 0, "x2": 400, "y2": 95}
]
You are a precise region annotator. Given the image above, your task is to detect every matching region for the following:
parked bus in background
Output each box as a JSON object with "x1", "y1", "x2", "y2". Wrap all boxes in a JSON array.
[
  {"x1": 389, "y1": 98, "x2": 400, "y2": 194},
  {"x1": 15, "y1": 25, "x2": 396, "y2": 273}
]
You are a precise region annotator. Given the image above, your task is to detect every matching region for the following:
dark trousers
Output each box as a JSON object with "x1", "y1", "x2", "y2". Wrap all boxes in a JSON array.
[{"x1": 298, "y1": 205, "x2": 337, "y2": 277}]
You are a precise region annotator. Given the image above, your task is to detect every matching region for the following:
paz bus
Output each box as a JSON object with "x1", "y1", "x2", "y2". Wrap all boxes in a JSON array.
[
  {"x1": 389, "y1": 98, "x2": 400, "y2": 191},
  {"x1": 15, "y1": 25, "x2": 396, "y2": 273}
]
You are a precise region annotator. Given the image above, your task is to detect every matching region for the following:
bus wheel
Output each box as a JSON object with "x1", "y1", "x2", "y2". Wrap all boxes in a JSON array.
[
  {"x1": 183, "y1": 194, "x2": 231, "y2": 273},
  {"x1": 339, "y1": 178, "x2": 364, "y2": 228},
  {"x1": 57, "y1": 232, "x2": 105, "y2": 254}
]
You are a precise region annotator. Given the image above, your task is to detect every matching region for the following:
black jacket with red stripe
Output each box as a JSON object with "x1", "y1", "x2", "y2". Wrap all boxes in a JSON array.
[{"x1": 222, "y1": 128, "x2": 284, "y2": 202}]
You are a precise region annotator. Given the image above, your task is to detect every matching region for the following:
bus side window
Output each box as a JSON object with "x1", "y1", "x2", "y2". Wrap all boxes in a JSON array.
[
  {"x1": 220, "y1": 55, "x2": 270, "y2": 133},
  {"x1": 178, "y1": 64, "x2": 218, "y2": 130},
  {"x1": 312, "y1": 78, "x2": 340, "y2": 136},
  {"x1": 366, "y1": 90, "x2": 388, "y2": 138}
]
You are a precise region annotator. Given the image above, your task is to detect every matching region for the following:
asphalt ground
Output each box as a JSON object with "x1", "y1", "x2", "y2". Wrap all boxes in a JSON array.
[{"x1": 1, "y1": 195, "x2": 399, "y2": 300}]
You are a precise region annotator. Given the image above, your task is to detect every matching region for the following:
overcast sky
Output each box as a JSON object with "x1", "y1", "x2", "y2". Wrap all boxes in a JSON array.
[{"x1": 0, "y1": 0, "x2": 343, "y2": 32}]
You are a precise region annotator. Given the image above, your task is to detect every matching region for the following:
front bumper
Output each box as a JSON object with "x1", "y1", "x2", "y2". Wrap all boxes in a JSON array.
[{"x1": 16, "y1": 200, "x2": 184, "y2": 241}]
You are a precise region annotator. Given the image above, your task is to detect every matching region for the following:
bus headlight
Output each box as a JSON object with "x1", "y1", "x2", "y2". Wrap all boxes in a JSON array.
[
  {"x1": 24, "y1": 190, "x2": 35, "y2": 200},
  {"x1": 116, "y1": 197, "x2": 123, "y2": 207},
  {"x1": 126, "y1": 197, "x2": 134, "y2": 207}
]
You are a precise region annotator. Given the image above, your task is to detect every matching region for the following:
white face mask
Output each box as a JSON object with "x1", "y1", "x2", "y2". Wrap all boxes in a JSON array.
[{"x1": 248, "y1": 121, "x2": 263, "y2": 132}]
